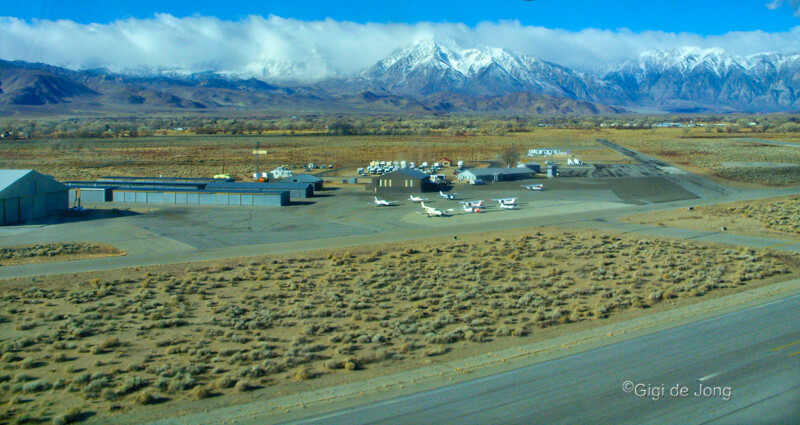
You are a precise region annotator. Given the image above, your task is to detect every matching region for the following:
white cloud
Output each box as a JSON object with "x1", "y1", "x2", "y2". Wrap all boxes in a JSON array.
[
  {"x1": 767, "y1": 0, "x2": 800, "y2": 16},
  {"x1": 0, "y1": 14, "x2": 798, "y2": 82}
]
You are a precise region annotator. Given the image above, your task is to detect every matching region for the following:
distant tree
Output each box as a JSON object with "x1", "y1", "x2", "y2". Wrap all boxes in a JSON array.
[
  {"x1": 328, "y1": 120, "x2": 354, "y2": 135},
  {"x1": 501, "y1": 146, "x2": 520, "y2": 167}
]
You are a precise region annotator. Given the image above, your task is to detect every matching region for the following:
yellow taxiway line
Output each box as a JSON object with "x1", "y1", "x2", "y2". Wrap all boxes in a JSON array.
[{"x1": 771, "y1": 340, "x2": 800, "y2": 352}]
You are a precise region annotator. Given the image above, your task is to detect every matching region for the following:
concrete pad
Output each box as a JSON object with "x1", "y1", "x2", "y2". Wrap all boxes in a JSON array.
[{"x1": 399, "y1": 200, "x2": 627, "y2": 227}]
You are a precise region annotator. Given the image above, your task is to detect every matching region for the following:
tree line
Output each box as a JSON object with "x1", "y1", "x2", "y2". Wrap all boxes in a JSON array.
[{"x1": 1, "y1": 114, "x2": 799, "y2": 140}]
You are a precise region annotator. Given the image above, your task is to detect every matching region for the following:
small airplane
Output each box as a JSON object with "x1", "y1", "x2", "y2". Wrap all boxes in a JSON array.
[
  {"x1": 522, "y1": 184, "x2": 543, "y2": 190},
  {"x1": 497, "y1": 201, "x2": 518, "y2": 210},
  {"x1": 459, "y1": 200, "x2": 484, "y2": 208},
  {"x1": 408, "y1": 195, "x2": 429, "y2": 203},
  {"x1": 439, "y1": 191, "x2": 459, "y2": 200},
  {"x1": 373, "y1": 196, "x2": 398, "y2": 206},
  {"x1": 462, "y1": 204, "x2": 483, "y2": 213},
  {"x1": 420, "y1": 202, "x2": 453, "y2": 217},
  {"x1": 492, "y1": 197, "x2": 518, "y2": 206}
]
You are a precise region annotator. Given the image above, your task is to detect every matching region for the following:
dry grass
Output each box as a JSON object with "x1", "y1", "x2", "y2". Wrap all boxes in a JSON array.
[
  {"x1": 0, "y1": 129, "x2": 630, "y2": 182},
  {"x1": 0, "y1": 227, "x2": 798, "y2": 423},
  {"x1": 0, "y1": 243, "x2": 125, "y2": 267},
  {"x1": 621, "y1": 195, "x2": 800, "y2": 238},
  {"x1": 3, "y1": 127, "x2": 796, "y2": 186},
  {"x1": 607, "y1": 129, "x2": 800, "y2": 186}
]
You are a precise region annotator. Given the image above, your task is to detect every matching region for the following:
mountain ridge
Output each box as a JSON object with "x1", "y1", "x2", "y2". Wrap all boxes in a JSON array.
[{"x1": 2, "y1": 40, "x2": 799, "y2": 114}]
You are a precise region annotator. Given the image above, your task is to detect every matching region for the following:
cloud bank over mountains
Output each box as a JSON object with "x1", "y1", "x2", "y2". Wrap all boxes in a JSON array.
[{"x1": 1, "y1": 14, "x2": 799, "y2": 82}]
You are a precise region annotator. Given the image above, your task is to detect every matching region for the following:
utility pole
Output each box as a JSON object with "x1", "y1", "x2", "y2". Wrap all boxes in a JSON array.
[{"x1": 254, "y1": 141, "x2": 259, "y2": 180}]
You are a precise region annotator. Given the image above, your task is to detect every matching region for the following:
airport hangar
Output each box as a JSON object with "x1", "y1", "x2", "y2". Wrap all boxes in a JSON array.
[
  {"x1": 457, "y1": 165, "x2": 539, "y2": 183},
  {"x1": 288, "y1": 173, "x2": 324, "y2": 191},
  {"x1": 366, "y1": 168, "x2": 439, "y2": 193},
  {"x1": 1, "y1": 169, "x2": 68, "y2": 225},
  {"x1": 64, "y1": 176, "x2": 315, "y2": 207}
]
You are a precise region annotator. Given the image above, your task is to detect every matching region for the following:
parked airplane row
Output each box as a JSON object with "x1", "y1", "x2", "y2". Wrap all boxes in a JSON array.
[{"x1": 372, "y1": 184, "x2": 542, "y2": 216}]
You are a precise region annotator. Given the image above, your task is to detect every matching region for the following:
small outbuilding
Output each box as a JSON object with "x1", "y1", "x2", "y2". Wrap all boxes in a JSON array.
[
  {"x1": 289, "y1": 173, "x2": 324, "y2": 191},
  {"x1": 438, "y1": 158, "x2": 452, "y2": 167},
  {"x1": 367, "y1": 168, "x2": 435, "y2": 193},
  {"x1": 1, "y1": 169, "x2": 68, "y2": 225}
]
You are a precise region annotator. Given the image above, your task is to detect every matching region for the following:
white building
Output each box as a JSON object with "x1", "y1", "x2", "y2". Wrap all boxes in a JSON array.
[
  {"x1": 270, "y1": 167, "x2": 293, "y2": 179},
  {"x1": 527, "y1": 149, "x2": 564, "y2": 157}
]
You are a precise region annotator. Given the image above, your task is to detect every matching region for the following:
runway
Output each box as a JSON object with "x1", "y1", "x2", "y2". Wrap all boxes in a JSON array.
[{"x1": 284, "y1": 292, "x2": 800, "y2": 425}]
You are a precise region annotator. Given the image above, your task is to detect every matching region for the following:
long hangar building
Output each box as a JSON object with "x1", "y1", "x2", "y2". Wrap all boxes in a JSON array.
[{"x1": 66, "y1": 176, "x2": 320, "y2": 207}]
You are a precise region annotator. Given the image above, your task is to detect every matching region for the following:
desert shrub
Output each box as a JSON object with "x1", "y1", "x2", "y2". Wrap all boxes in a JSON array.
[
  {"x1": 85, "y1": 377, "x2": 109, "y2": 393},
  {"x1": 214, "y1": 375, "x2": 237, "y2": 389},
  {"x1": 167, "y1": 374, "x2": 196, "y2": 392},
  {"x1": 0, "y1": 352, "x2": 18, "y2": 363},
  {"x1": 294, "y1": 366, "x2": 313, "y2": 381},
  {"x1": 155, "y1": 377, "x2": 170, "y2": 390},
  {"x1": 133, "y1": 391, "x2": 158, "y2": 405},
  {"x1": 51, "y1": 407, "x2": 81, "y2": 425},
  {"x1": 234, "y1": 380, "x2": 251, "y2": 392},
  {"x1": 99, "y1": 337, "x2": 120, "y2": 350},
  {"x1": 102, "y1": 388, "x2": 117, "y2": 401},
  {"x1": 423, "y1": 346, "x2": 448, "y2": 357},
  {"x1": 118, "y1": 376, "x2": 148, "y2": 395},
  {"x1": 494, "y1": 327, "x2": 511, "y2": 337},
  {"x1": 22, "y1": 379, "x2": 51, "y2": 393},
  {"x1": 191, "y1": 385, "x2": 211, "y2": 400}
]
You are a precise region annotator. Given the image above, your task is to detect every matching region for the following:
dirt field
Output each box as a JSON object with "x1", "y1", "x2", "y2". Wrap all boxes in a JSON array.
[
  {"x1": 1, "y1": 227, "x2": 798, "y2": 424},
  {"x1": 3, "y1": 127, "x2": 797, "y2": 186},
  {"x1": 0, "y1": 130, "x2": 631, "y2": 183},
  {"x1": 620, "y1": 195, "x2": 800, "y2": 238},
  {"x1": 608, "y1": 130, "x2": 800, "y2": 187},
  {"x1": 0, "y1": 243, "x2": 125, "y2": 267}
]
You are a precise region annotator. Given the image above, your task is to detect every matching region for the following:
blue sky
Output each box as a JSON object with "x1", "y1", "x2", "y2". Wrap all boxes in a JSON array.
[{"x1": 1, "y1": 0, "x2": 798, "y2": 34}]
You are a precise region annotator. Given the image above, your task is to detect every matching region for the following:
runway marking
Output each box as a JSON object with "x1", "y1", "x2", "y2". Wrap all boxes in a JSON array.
[
  {"x1": 790, "y1": 350, "x2": 800, "y2": 357},
  {"x1": 699, "y1": 372, "x2": 720, "y2": 381},
  {"x1": 771, "y1": 339, "x2": 800, "y2": 352}
]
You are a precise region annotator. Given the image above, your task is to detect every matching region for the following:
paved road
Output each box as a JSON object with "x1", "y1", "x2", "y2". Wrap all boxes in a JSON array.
[{"x1": 284, "y1": 293, "x2": 800, "y2": 425}]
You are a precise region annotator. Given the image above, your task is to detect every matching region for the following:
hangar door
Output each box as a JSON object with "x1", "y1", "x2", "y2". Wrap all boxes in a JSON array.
[{"x1": 2, "y1": 198, "x2": 20, "y2": 225}]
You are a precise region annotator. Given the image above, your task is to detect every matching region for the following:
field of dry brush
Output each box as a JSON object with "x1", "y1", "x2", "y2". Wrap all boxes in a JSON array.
[
  {"x1": 0, "y1": 130, "x2": 631, "y2": 182},
  {"x1": 1, "y1": 228, "x2": 798, "y2": 424},
  {"x1": 0, "y1": 243, "x2": 124, "y2": 267},
  {"x1": 621, "y1": 195, "x2": 800, "y2": 238}
]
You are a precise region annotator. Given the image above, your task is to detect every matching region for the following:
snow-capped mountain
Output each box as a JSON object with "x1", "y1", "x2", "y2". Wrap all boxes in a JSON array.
[
  {"x1": 320, "y1": 41, "x2": 800, "y2": 112},
  {"x1": 3, "y1": 40, "x2": 800, "y2": 113},
  {"x1": 603, "y1": 47, "x2": 800, "y2": 111},
  {"x1": 345, "y1": 40, "x2": 619, "y2": 101}
]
